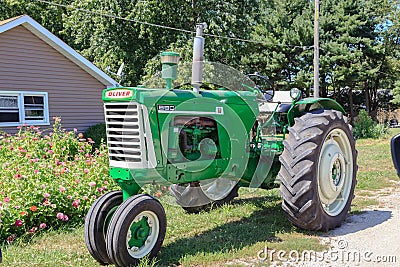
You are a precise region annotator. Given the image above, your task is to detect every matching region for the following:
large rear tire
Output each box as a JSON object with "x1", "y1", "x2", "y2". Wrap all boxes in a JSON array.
[
  {"x1": 170, "y1": 178, "x2": 239, "y2": 213},
  {"x1": 278, "y1": 109, "x2": 357, "y2": 231}
]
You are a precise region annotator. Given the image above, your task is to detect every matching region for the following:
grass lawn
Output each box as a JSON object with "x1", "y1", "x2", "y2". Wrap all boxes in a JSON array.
[{"x1": 1, "y1": 129, "x2": 399, "y2": 267}]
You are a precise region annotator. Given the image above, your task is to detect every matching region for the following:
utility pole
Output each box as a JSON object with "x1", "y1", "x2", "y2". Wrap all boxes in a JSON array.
[{"x1": 314, "y1": 0, "x2": 320, "y2": 97}]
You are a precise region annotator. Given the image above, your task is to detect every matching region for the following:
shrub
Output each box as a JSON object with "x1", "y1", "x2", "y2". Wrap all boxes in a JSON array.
[
  {"x1": 0, "y1": 118, "x2": 117, "y2": 242},
  {"x1": 353, "y1": 110, "x2": 389, "y2": 139},
  {"x1": 84, "y1": 123, "x2": 106, "y2": 149}
]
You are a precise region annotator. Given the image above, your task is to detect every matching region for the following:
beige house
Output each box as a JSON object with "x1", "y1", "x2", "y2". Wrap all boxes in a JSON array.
[{"x1": 0, "y1": 15, "x2": 117, "y2": 133}]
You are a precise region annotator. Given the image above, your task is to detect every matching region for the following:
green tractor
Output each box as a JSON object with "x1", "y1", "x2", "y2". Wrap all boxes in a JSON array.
[{"x1": 84, "y1": 24, "x2": 357, "y2": 266}]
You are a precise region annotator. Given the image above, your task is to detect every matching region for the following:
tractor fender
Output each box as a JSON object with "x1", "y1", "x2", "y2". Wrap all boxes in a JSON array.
[{"x1": 287, "y1": 97, "x2": 346, "y2": 126}]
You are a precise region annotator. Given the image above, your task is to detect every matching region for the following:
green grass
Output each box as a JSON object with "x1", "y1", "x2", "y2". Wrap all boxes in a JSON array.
[
  {"x1": 350, "y1": 128, "x2": 400, "y2": 212},
  {"x1": 1, "y1": 130, "x2": 399, "y2": 266},
  {"x1": 2, "y1": 189, "x2": 325, "y2": 267}
]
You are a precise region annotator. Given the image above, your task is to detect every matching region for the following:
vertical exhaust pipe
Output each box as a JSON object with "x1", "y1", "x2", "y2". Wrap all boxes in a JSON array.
[{"x1": 192, "y1": 23, "x2": 207, "y2": 93}]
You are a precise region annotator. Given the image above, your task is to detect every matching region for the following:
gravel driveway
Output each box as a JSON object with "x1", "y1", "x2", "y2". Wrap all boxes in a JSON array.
[
  {"x1": 227, "y1": 182, "x2": 400, "y2": 267},
  {"x1": 307, "y1": 181, "x2": 400, "y2": 267},
  {"x1": 267, "y1": 181, "x2": 400, "y2": 267}
]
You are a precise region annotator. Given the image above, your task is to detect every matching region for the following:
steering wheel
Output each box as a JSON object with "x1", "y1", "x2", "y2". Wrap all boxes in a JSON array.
[
  {"x1": 173, "y1": 82, "x2": 215, "y2": 91},
  {"x1": 246, "y1": 72, "x2": 274, "y2": 101}
]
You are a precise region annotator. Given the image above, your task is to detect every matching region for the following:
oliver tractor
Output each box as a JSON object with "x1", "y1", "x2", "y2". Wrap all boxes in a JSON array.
[{"x1": 84, "y1": 24, "x2": 357, "y2": 266}]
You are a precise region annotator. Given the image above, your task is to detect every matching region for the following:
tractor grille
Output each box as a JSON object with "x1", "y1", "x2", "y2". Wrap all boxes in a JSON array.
[{"x1": 104, "y1": 102, "x2": 144, "y2": 167}]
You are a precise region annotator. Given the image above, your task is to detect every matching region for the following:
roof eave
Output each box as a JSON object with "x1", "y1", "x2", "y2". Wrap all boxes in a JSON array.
[{"x1": 0, "y1": 15, "x2": 118, "y2": 87}]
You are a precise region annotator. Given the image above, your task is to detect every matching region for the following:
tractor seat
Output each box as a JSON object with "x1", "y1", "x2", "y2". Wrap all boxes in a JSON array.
[
  {"x1": 258, "y1": 91, "x2": 293, "y2": 113},
  {"x1": 276, "y1": 103, "x2": 291, "y2": 113}
]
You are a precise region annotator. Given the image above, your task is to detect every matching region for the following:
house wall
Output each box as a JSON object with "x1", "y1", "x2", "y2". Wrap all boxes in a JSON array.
[{"x1": 0, "y1": 25, "x2": 107, "y2": 134}]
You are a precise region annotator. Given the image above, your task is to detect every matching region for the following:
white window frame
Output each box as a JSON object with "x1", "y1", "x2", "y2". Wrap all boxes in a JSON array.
[{"x1": 0, "y1": 91, "x2": 49, "y2": 127}]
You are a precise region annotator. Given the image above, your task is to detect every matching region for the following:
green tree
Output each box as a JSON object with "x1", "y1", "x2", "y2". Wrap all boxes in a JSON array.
[
  {"x1": 63, "y1": 0, "x2": 193, "y2": 86},
  {"x1": 0, "y1": 0, "x2": 67, "y2": 39},
  {"x1": 63, "y1": 0, "x2": 259, "y2": 86},
  {"x1": 242, "y1": 0, "x2": 314, "y2": 91},
  {"x1": 320, "y1": 0, "x2": 392, "y2": 120}
]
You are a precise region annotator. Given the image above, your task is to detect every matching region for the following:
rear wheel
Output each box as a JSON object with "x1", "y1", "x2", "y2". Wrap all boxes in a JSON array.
[
  {"x1": 170, "y1": 178, "x2": 239, "y2": 213},
  {"x1": 84, "y1": 191, "x2": 123, "y2": 265},
  {"x1": 278, "y1": 109, "x2": 357, "y2": 231},
  {"x1": 106, "y1": 194, "x2": 166, "y2": 267}
]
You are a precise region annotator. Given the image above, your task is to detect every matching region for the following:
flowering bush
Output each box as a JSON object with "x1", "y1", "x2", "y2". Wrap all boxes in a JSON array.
[{"x1": 0, "y1": 118, "x2": 117, "y2": 242}]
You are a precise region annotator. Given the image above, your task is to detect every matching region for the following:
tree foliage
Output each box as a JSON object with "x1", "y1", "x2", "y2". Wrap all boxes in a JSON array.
[{"x1": 242, "y1": 0, "x2": 314, "y2": 91}]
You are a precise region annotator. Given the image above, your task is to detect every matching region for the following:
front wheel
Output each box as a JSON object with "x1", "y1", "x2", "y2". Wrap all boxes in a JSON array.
[
  {"x1": 278, "y1": 109, "x2": 357, "y2": 231},
  {"x1": 84, "y1": 191, "x2": 123, "y2": 265},
  {"x1": 106, "y1": 194, "x2": 166, "y2": 267}
]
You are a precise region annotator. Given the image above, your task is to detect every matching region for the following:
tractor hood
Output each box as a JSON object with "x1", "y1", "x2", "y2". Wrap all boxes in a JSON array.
[{"x1": 102, "y1": 87, "x2": 259, "y2": 113}]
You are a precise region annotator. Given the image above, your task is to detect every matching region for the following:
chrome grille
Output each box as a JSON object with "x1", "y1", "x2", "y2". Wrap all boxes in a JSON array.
[{"x1": 104, "y1": 102, "x2": 143, "y2": 165}]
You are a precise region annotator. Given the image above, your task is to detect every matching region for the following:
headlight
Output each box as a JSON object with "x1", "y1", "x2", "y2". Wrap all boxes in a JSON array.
[{"x1": 290, "y1": 88, "x2": 301, "y2": 100}]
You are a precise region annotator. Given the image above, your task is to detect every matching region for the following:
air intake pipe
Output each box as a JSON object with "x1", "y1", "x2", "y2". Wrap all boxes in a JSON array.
[{"x1": 192, "y1": 23, "x2": 207, "y2": 93}]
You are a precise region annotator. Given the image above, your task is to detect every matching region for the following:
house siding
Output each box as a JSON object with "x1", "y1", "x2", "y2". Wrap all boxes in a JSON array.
[{"x1": 0, "y1": 25, "x2": 107, "y2": 134}]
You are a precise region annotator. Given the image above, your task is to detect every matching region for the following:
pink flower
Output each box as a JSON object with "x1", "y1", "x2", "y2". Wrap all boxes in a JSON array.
[
  {"x1": 104, "y1": 181, "x2": 109, "y2": 185},
  {"x1": 72, "y1": 199, "x2": 80, "y2": 208},
  {"x1": 91, "y1": 195, "x2": 97, "y2": 199},
  {"x1": 56, "y1": 212, "x2": 65, "y2": 220},
  {"x1": 84, "y1": 168, "x2": 89, "y2": 174},
  {"x1": 75, "y1": 179, "x2": 80, "y2": 184},
  {"x1": 7, "y1": 234, "x2": 15, "y2": 243},
  {"x1": 14, "y1": 219, "x2": 23, "y2": 227},
  {"x1": 97, "y1": 187, "x2": 103, "y2": 193},
  {"x1": 59, "y1": 186, "x2": 66, "y2": 192},
  {"x1": 67, "y1": 195, "x2": 72, "y2": 199},
  {"x1": 82, "y1": 196, "x2": 88, "y2": 200},
  {"x1": 34, "y1": 170, "x2": 39, "y2": 174},
  {"x1": 43, "y1": 193, "x2": 50, "y2": 198},
  {"x1": 88, "y1": 181, "x2": 96, "y2": 187},
  {"x1": 39, "y1": 223, "x2": 47, "y2": 229},
  {"x1": 14, "y1": 173, "x2": 22, "y2": 179},
  {"x1": 48, "y1": 150, "x2": 54, "y2": 155},
  {"x1": 51, "y1": 204, "x2": 56, "y2": 208},
  {"x1": 43, "y1": 200, "x2": 51, "y2": 206},
  {"x1": 41, "y1": 184, "x2": 46, "y2": 189},
  {"x1": 4, "y1": 197, "x2": 10, "y2": 203},
  {"x1": 29, "y1": 227, "x2": 37, "y2": 234}
]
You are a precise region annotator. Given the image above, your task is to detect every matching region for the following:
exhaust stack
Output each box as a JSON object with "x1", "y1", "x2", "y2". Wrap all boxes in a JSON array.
[{"x1": 192, "y1": 23, "x2": 207, "y2": 93}]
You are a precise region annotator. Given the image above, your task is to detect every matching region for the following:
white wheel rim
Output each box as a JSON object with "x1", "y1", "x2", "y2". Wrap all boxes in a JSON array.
[
  {"x1": 126, "y1": 211, "x2": 159, "y2": 259},
  {"x1": 200, "y1": 177, "x2": 237, "y2": 201},
  {"x1": 317, "y1": 128, "x2": 353, "y2": 216}
]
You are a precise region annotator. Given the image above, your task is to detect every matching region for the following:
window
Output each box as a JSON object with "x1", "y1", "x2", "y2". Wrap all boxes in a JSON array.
[
  {"x1": 0, "y1": 92, "x2": 49, "y2": 126},
  {"x1": 0, "y1": 96, "x2": 19, "y2": 123}
]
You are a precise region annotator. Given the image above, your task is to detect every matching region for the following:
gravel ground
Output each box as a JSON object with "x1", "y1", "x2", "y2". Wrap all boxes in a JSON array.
[
  {"x1": 319, "y1": 181, "x2": 400, "y2": 267},
  {"x1": 293, "y1": 181, "x2": 400, "y2": 267},
  {"x1": 226, "y1": 182, "x2": 400, "y2": 267}
]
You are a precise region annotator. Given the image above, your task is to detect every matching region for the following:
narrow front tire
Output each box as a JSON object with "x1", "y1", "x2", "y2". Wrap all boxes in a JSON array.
[
  {"x1": 106, "y1": 194, "x2": 166, "y2": 267},
  {"x1": 84, "y1": 191, "x2": 123, "y2": 265}
]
